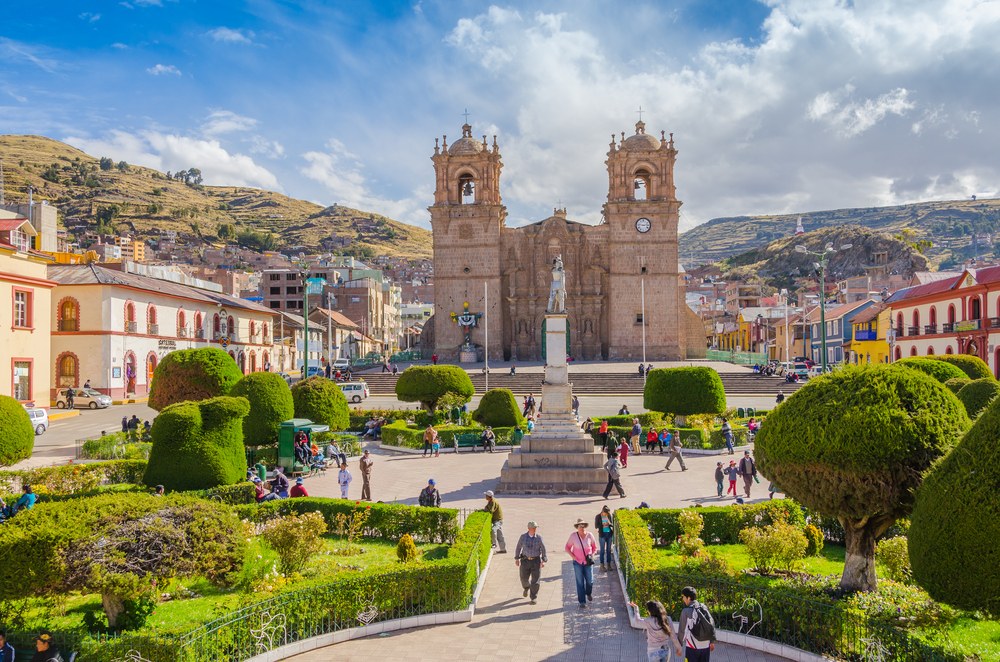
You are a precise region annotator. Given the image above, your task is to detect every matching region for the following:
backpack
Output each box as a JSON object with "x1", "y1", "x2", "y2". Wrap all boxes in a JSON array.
[
  {"x1": 689, "y1": 603, "x2": 715, "y2": 642},
  {"x1": 418, "y1": 488, "x2": 434, "y2": 506}
]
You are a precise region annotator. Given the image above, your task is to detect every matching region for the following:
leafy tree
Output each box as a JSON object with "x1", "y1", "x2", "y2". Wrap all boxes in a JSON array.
[
  {"x1": 116, "y1": 160, "x2": 129, "y2": 172},
  {"x1": 894, "y1": 357, "x2": 966, "y2": 383},
  {"x1": 187, "y1": 167, "x2": 203, "y2": 185},
  {"x1": 231, "y1": 372, "x2": 294, "y2": 447},
  {"x1": 99, "y1": 156, "x2": 114, "y2": 171},
  {"x1": 217, "y1": 223, "x2": 235, "y2": 240},
  {"x1": 933, "y1": 354, "x2": 992, "y2": 380},
  {"x1": 147, "y1": 347, "x2": 244, "y2": 411},
  {"x1": 395, "y1": 365, "x2": 474, "y2": 411},
  {"x1": 0, "y1": 395, "x2": 34, "y2": 465},
  {"x1": 644, "y1": 367, "x2": 726, "y2": 424},
  {"x1": 472, "y1": 388, "x2": 525, "y2": 427},
  {"x1": 41, "y1": 164, "x2": 61, "y2": 183},
  {"x1": 910, "y1": 397, "x2": 1000, "y2": 612},
  {"x1": 291, "y1": 377, "x2": 349, "y2": 429},
  {"x1": 754, "y1": 365, "x2": 970, "y2": 592},
  {"x1": 944, "y1": 376, "x2": 970, "y2": 394},
  {"x1": 95, "y1": 204, "x2": 121, "y2": 226},
  {"x1": 956, "y1": 378, "x2": 1000, "y2": 419}
]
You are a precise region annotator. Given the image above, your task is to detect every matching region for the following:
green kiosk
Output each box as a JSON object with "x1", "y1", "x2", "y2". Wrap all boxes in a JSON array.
[{"x1": 278, "y1": 418, "x2": 330, "y2": 472}]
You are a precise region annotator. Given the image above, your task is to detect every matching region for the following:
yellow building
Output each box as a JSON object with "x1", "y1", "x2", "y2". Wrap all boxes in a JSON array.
[
  {"x1": 772, "y1": 310, "x2": 810, "y2": 362},
  {"x1": 0, "y1": 218, "x2": 56, "y2": 405},
  {"x1": 846, "y1": 304, "x2": 891, "y2": 364}
]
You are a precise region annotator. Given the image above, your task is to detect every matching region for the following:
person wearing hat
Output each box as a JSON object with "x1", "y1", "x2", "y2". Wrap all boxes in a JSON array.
[
  {"x1": 594, "y1": 505, "x2": 615, "y2": 571},
  {"x1": 738, "y1": 449, "x2": 758, "y2": 499},
  {"x1": 715, "y1": 462, "x2": 725, "y2": 498},
  {"x1": 565, "y1": 518, "x2": 598, "y2": 608},
  {"x1": 725, "y1": 460, "x2": 739, "y2": 498},
  {"x1": 418, "y1": 479, "x2": 441, "y2": 507},
  {"x1": 483, "y1": 491, "x2": 506, "y2": 553},
  {"x1": 290, "y1": 476, "x2": 309, "y2": 498},
  {"x1": 514, "y1": 521, "x2": 547, "y2": 604},
  {"x1": 252, "y1": 476, "x2": 267, "y2": 503},
  {"x1": 359, "y1": 449, "x2": 374, "y2": 501},
  {"x1": 32, "y1": 631, "x2": 64, "y2": 662},
  {"x1": 337, "y1": 462, "x2": 353, "y2": 499}
]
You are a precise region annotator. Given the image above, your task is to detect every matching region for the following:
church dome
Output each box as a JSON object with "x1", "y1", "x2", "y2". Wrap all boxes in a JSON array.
[
  {"x1": 449, "y1": 124, "x2": 485, "y2": 155},
  {"x1": 621, "y1": 121, "x2": 661, "y2": 151}
]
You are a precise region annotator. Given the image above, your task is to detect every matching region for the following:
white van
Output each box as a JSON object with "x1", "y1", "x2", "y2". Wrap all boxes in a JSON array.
[{"x1": 339, "y1": 381, "x2": 369, "y2": 403}]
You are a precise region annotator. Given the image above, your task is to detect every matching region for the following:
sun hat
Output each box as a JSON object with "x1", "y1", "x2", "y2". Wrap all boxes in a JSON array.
[
  {"x1": 574, "y1": 518, "x2": 588, "y2": 527},
  {"x1": 527, "y1": 520, "x2": 538, "y2": 528},
  {"x1": 295, "y1": 477, "x2": 304, "y2": 484},
  {"x1": 484, "y1": 490, "x2": 494, "y2": 497}
]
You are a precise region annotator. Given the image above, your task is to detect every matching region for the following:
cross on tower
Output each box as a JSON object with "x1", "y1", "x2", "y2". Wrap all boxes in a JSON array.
[
  {"x1": 462, "y1": 108, "x2": 471, "y2": 123},
  {"x1": 636, "y1": 106, "x2": 644, "y2": 122}
]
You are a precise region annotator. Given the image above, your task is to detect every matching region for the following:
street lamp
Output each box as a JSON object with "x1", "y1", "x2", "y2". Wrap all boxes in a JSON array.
[{"x1": 795, "y1": 242, "x2": 853, "y2": 373}]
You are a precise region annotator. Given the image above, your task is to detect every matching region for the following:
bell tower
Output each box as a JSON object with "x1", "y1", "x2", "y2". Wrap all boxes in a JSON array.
[
  {"x1": 429, "y1": 123, "x2": 505, "y2": 360},
  {"x1": 603, "y1": 119, "x2": 685, "y2": 359}
]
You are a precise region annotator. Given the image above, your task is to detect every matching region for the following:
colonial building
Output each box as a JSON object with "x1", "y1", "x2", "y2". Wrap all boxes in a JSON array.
[{"x1": 428, "y1": 120, "x2": 705, "y2": 361}]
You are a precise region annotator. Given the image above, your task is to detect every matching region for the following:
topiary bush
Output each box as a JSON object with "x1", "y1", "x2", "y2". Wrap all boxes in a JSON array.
[
  {"x1": 644, "y1": 367, "x2": 726, "y2": 423},
  {"x1": 396, "y1": 533, "x2": 419, "y2": 563},
  {"x1": 933, "y1": 354, "x2": 993, "y2": 380},
  {"x1": 677, "y1": 509, "x2": 705, "y2": 557},
  {"x1": 472, "y1": 388, "x2": 524, "y2": 427},
  {"x1": 0, "y1": 394, "x2": 34, "y2": 465},
  {"x1": 944, "y1": 376, "x2": 971, "y2": 394},
  {"x1": 894, "y1": 357, "x2": 967, "y2": 384},
  {"x1": 754, "y1": 364, "x2": 969, "y2": 591},
  {"x1": 144, "y1": 396, "x2": 250, "y2": 491},
  {"x1": 804, "y1": 523, "x2": 824, "y2": 557},
  {"x1": 395, "y1": 365, "x2": 474, "y2": 411},
  {"x1": 291, "y1": 377, "x2": 349, "y2": 430},
  {"x1": 956, "y1": 377, "x2": 1000, "y2": 419},
  {"x1": 231, "y1": 372, "x2": 295, "y2": 447},
  {"x1": 909, "y1": 395, "x2": 1000, "y2": 612},
  {"x1": 148, "y1": 347, "x2": 244, "y2": 411},
  {"x1": 875, "y1": 536, "x2": 912, "y2": 583}
]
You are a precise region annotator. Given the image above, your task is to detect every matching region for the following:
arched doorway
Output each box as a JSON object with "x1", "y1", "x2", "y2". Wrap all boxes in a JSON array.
[
  {"x1": 971, "y1": 297, "x2": 982, "y2": 320},
  {"x1": 910, "y1": 346, "x2": 918, "y2": 357},
  {"x1": 263, "y1": 351, "x2": 271, "y2": 371},
  {"x1": 146, "y1": 352, "x2": 158, "y2": 392},
  {"x1": 894, "y1": 346, "x2": 902, "y2": 361},
  {"x1": 56, "y1": 353, "x2": 79, "y2": 388},
  {"x1": 249, "y1": 351, "x2": 257, "y2": 373},
  {"x1": 946, "y1": 346, "x2": 954, "y2": 354},
  {"x1": 239, "y1": 351, "x2": 247, "y2": 373},
  {"x1": 124, "y1": 351, "x2": 137, "y2": 394}
]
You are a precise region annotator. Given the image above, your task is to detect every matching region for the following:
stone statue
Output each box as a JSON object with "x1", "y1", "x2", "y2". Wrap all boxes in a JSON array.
[{"x1": 547, "y1": 255, "x2": 567, "y2": 313}]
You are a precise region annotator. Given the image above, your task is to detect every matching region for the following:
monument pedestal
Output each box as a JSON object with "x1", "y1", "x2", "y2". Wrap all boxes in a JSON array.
[{"x1": 499, "y1": 313, "x2": 607, "y2": 494}]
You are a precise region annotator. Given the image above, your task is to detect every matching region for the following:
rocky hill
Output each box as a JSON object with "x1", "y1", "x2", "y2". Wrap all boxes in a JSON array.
[
  {"x1": 0, "y1": 135, "x2": 432, "y2": 259},
  {"x1": 679, "y1": 198, "x2": 1000, "y2": 269}
]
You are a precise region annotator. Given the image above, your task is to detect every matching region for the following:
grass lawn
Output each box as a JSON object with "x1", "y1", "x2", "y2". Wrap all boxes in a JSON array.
[
  {"x1": 17, "y1": 535, "x2": 450, "y2": 634},
  {"x1": 914, "y1": 616, "x2": 1000, "y2": 660},
  {"x1": 654, "y1": 543, "x2": 846, "y2": 577}
]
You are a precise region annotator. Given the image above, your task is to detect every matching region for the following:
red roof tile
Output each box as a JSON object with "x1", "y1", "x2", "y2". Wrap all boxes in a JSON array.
[{"x1": 886, "y1": 273, "x2": 964, "y2": 303}]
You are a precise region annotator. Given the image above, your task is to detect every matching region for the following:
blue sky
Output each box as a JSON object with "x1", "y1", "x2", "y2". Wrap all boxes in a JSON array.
[{"x1": 2, "y1": 1, "x2": 999, "y2": 232}]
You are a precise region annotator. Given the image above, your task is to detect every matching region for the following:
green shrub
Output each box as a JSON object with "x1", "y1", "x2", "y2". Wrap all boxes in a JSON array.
[
  {"x1": 380, "y1": 420, "x2": 521, "y2": 449},
  {"x1": 845, "y1": 580, "x2": 956, "y2": 629},
  {"x1": 348, "y1": 409, "x2": 417, "y2": 431},
  {"x1": 231, "y1": 372, "x2": 295, "y2": 447},
  {"x1": 739, "y1": 521, "x2": 808, "y2": 574},
  {"x1": 196, "y1": 481, "x2": 258, "y2": 505},
  {"x1": 395, "y1": 365, "x2": 474, "y2": 410},
  {"x1": 943, "y1": 377, "x2": 970, "y2": 394},
  {"x1": 677, "y1": 509, "x2": 705, "y2": 557},
  {"x1": 598, "y1": 413, "x2": 669, "y2": 428},
  {"x1": 0, "y1": 394, "x2": 34, "y2": 465},
  {"x1": 147, "y1": 347, "x2": 244, "y2": 411},
  {"x1": 291, "y1": 377, "x2": 349, "y2": 430},
  {"x1": 910, "y1": 395, "x2": 1000, "y2": 612},
  {"x1": 472, "y1": 388, "x2": 524, "y2": 427},
  {"x1": 80, "y1": 432, "x2": 151, "y2": 460},
  {"x1": 260, "y1": 511, "x2": 327, "y2": 576},
  {"x1": 0, "y1": 460, "x2": 147, "y2": 496},
  {"x1": 639, "y1": 500, "x2": 805, "y2": 545},
  {"x1": 933, "y1": 354, "x2": 993, "y2": 380},
  {"x1": 894, "y1": 357, "x2": 967, "y2": 384},
  {"x1": 644, "y1": 367, "x2": 726, "y2": 419},
  {"x1": 755, "y1": 364, "x2": 970, "y2": 591},
  {"x1": 875, "y1": 536, "x2": 912, "y2": 583},
  {"x1": 144, "y1": 396, "x2": 251, "y2": 491},
  {"x1": 956, "y1": 377, "x2": 1000, "y2": 419},
  {"x1": 804, "y1": 523, "x2": 824, "y2": 557},
  {"x1": 396, "y1": 533, "x2": 419, "y2": 563}
]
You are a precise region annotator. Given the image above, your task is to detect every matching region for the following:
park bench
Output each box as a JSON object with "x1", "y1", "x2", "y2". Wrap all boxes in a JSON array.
[{"x1": 454, "y1": 432, "x2": 482, "y2": 452}]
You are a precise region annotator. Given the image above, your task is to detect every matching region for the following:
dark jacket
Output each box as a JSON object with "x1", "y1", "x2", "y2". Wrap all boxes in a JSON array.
[
  {"x1": 595, "y1": 511, "x2": 614, "y2": 536},
  {"x1": 738, "y1": 456, "x2": 757, "y2": 477},
  {"x1": 31, "y1": 648, "x2": 65, "y2": 662}
]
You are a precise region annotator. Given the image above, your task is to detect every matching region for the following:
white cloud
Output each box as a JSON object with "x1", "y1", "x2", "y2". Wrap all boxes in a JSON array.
[
  {"x1": 201, "y1": 110, "x2": 257, "y2": 136},
  {"x1": 146, "y1": 63, "x2": 181, "y2": 76},
  {"x1": 0, "y1": 37, "x2": 58, "y2": 73},
  {"x1": 248, "y1": 135, "x2": 285, "y2": 159},
  {"x1": 808, "y1": 86, "x2": 915, "y2": 138},
  {"x1": 111, "y1": 42, "x2": 128, "y2": 50},
  {"x1": 206, "y1": 27, "x2": 254, "y2": 45},
  {"x1": 79, "y1": 12, "x2": 101, "y2": 23}
]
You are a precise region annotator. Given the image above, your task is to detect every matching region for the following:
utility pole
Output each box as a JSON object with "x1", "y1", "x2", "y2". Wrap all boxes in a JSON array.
[
  {"x1": 301, "y1": 268, "x2": 309, "y2": 374},
  {"x1": 484, "y1": 281, "x2": 489, "y2": 391},
  {"x1": 796, "y1": 242, "x2": 853, "y2": 373}
]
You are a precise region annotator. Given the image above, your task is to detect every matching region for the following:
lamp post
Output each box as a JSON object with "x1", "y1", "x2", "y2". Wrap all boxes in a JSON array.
[
  {"x1": 795, "y1": 242, "x2": 853, "y2": 373},
  {"x1": 781, "y1": 288, "x2": 790, "y2": 363}
]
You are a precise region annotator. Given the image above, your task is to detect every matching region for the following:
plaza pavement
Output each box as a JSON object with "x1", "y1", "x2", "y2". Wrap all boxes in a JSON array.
[{"x1": 289, "y1": 439, "x2": 787, "y2": 662}]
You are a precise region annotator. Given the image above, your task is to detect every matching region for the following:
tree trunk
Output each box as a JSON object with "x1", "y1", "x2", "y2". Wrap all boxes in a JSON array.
[
  {"x1": 102, "y1": 592, "x2": 125, "y2": 628},
  {"x1": 839, "y1": 516, "x2": 892, "y2": 592}
]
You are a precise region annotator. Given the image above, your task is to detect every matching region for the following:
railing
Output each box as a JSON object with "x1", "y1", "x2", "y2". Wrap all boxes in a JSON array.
[
  {"x1": 954, "y1": 319, "x2": 982, "y2": 332},
  {"x1": 58, "y1": 319, "x2": 78, "y2": 331},
  {"x1": 853, "y1": 330, "x2": 877, "y2": 341},
  {"x1": 923, "y1": 324, "x2": 937, "y2": 335},
  {"x1": 907, "y1": 326, "x2": 919, "y2": 336},
  {"x1": 705, "y1": 349, "x2": 770, "y2": 365},
  {"x1": 942, "y1": 322, "x2": 955, "y2": 333},
  {"x1": 196, "y1": 329, "x2": 205, "y2": 339},
  {"x1": 148, "y1": 324, "x2": 159, "y2": 335},
  {"x1": 126, "y1": 321, "x2": 137, "y2": 333},
  {"x1": 178, "y1": 328, "x2": 188, "y2": 338}
]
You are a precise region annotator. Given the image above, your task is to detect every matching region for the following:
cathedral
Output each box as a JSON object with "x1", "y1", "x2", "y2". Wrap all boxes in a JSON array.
[{"x1": 427, "y1": 119, "x2": 706, "y2": 362}]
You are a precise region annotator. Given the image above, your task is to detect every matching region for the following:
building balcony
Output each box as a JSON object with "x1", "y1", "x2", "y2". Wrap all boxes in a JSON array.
[
  {"x1": 854, "y1": 330, "x2": 877, "y2": 341},
  {"x1": 923, "y1": 324, "x2": 937, "y2": 335},
  {"x1": 196, "y1": 329, "x2": 205, "y2": 339},
  {"x1": 907, "y1": 326, "x2": 920, "y2": 336},
  {"x1": 178, "y1": 328, "x2": 188, "y2": 338},
  {"x1": 942, "y1": 322, "x2": 955, "y2": 333},
  {"x1": 148, "y1": 324, "x2": 159, "y2": 335},
  {"x1": 126, "y1": 321, "x2": 137, "y2": 333},
  {"x1": 58, "y1": 320, "x2": 79, "y2": 332}
]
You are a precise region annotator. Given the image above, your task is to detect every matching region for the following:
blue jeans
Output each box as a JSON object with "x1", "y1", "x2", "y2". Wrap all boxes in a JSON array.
[
  {"x1": 599, "y1": 532, "x2": 613, "y2": 564},
  {"x1": 647, "y1": 647, "x2": 670, "y2": 661},
  {"x1": 572, "y1": 561, "x2": 593, "y2": 604},
  {"x1": 724, "y1": 433, "x2": 734, "y2": 453}
]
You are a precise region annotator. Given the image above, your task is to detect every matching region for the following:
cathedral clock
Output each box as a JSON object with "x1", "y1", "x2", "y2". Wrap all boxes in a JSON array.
[{"x1": 635, "y1": 217, "x2": 651, "y2": 233}]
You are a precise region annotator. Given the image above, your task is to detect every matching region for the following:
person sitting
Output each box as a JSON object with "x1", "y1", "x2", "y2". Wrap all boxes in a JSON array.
[
  {"x1": 270, "y1": 467, "x2": 290, "y2": 498},
  {"x1": 509, "y1": 364, "x2": 516, "y2": 376},
  {"x1": 260, "y1": 483, "x2": 282, "y2": 502},
  {"x1": 31, "y1": 631, "x2": 64, "y2": 662},
  {"x1": 290, "y1": 477, "x2": 309, "y2": 498},
  {"x1": 618, "y1": 404, "x2": 630, "y2": 415},
  {"x1": 363, "y1": 417, "x2": 378, "y2": 438},
  {"x1": 481, "y1": 426, "x2": 496, "y2": 453},
  {"x1": 646, "y1": 428, "x2": 658, "y2": 452},
  {"x1": 0, "y1": 497, "x2": 12, "y2": 521},
  {"x1": 374, "y1": 417, "x2": 385, "y2": 439},
  {"x1": 637, "y1": 363, "x2": 645, "y2": 376},
  {"x1": 582, "y1": 417, "x2": 594, "y2": 433},
  {"x1": 252, "y1": 477, "x2": 267, "y2": 503},
  {"x1": 526, "y1": 417, "x2": 535, "y2": 433},
  {"x1": 14, "y1": 484, "x2": 36, "y2": 514},
  {"x1": 326, "y1": 442, "x2": 347, "y2": 467},
  {"x1": 418, "y1": 479, "x2": 441, "y2": 507}
]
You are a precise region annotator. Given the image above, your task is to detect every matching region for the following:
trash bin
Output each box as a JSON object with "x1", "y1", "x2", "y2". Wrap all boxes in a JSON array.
[{"x1": 512, "y1": 428, "x2": 524, "y2": 445}]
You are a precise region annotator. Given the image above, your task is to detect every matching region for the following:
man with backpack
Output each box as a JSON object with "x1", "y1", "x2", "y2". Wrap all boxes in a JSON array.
[{"x1": 677, "y1": 586, "x2": 716, "y2": 661}]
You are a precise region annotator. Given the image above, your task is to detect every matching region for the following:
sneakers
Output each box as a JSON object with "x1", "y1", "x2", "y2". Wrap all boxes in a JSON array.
[
  {"x1": 496, "y1": 549, "x2": 507, "y2": 554},
  {"x1": 530, "y1": 599, "x2": 537, "y2": 605},
  {"x1": 579, "y1": 603, "x2": 587, "y2": 609},
  {"x1": 523, "y1": 588, "x2": 529, "y2": 597}
]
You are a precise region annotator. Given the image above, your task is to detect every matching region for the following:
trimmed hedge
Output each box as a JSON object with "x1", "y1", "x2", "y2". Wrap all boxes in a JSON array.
[
  {"x1": 147, "y1": 347, "x2": 244, "y2": 411},
  {"x1": 944, "y1": 377, "x2": 971, "y2": 394},
  {"x1": 956, "y1": 378, "x2": 1000, "y2": 420},
  {"x1": 587, "y1": 425, "x2": 748, "y2": 450},
  {"x1": 348, "y1": 409, "x2": 418, "y2": 431},
  {"x1": 596, "y1": 413, "x2": 670, "y2": 428},
  {"x1": 380, "y1": 420, "x2": 520, "y2": 449},
  {"x1": 933, "y1": 354, "x2": 993, "y2": 380},
  {"x1": 472, "y1": 388, "x2": 524, "y2": 427},
  {"x1": 234, "y1": 497, "x2": 461, "y2": 544},
  {"x1": 894, "y1": 357, "x2": 967, "y2": 384},
  {"x1": 910, "y1": 396, "x2": 1000, "y2": 612},
  {"x1": 638, "y1": 501, "x2": 806, "y2": 545},
  {"x1": 291, "y1": 377, "x2": 350, "y2": 430},
  {"x1": 644, "y1": 367, "x2": 726, "y2": 417},
  {"x1": 0, "y1": 394, "x2": 34, "y2": 466},
  {"x1": 231, "y1": 372, "x2": 295, "y2": 447},
  {"x1": 0, "y1": 460, "x2": 147, "y2": 496},
  {"x1": 144, "y1": 396, "x2": 250, "y2": 491},
  {"x1": 395, "y1": 365, "x2": 474, "y2": 410}
]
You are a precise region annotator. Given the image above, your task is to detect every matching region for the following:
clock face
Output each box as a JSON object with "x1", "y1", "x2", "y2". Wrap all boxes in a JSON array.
[{"x1": 635, "y1": 217, "x2": 651, "y2": 233}]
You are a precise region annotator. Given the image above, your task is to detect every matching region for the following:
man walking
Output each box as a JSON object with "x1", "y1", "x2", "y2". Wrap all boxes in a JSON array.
[
  {"x1": 676, "y1": 586, "x2": 716, "y2": 661},
  {"x1": 572, "y1": 394, "x2": 580, "y2": 418},
  {"x1": 664, "y1": 429, "x2": 687, "y2": 471},
  {"x1": 598, "y1": 419, "x2": 610, "y2": 453},
  {"x1": 738, "y1": 450, "x2": 758, "y2": 499},
  {"x1": 603, "y1": 451, "x2": 626, "y2": 499},
  {"x1": 337, "y1": 461, "x2": 352, "y2": 499},
  {"x1": 359, "y1": 449, "x2": 374, "y2": 501},
  {"x1": 721, "y1": 418, "x2": 734, "y2": 455},
  {"x1": 484, "y1": 491, "x2": 506, "y2": 553},
  {"x1": 514, "y1": 521, "x2": 547, "y2": 604},
  {"x1": 418, "y1": 479, "x2": 441, "y2": 506},
  {"x1": 422, "y1": 424, "x2": 437, "y2": 458},
  {"x1": 65, "y1": 387, "x2": 75, "y2": 409},
  {"x1": 630, "y1": 417, "x2": 642, "y2": 455}
]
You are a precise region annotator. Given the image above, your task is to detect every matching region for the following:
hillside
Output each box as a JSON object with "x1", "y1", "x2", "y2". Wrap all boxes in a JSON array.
[
  {"x1": 679, "y1": 198, "x2": 1000, "y2": 269},
  {"x1": 0, "y1": 135, "x2": 432, "y2": 259}
]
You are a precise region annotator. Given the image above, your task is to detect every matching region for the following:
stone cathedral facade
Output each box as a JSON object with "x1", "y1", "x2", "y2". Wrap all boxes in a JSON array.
[{"x1": 428, "y1": 120, "x2": 706, "y2": 362}]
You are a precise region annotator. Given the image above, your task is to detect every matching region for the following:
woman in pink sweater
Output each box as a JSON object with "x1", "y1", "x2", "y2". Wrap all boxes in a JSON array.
[{"x1": 565, "y1": 518, "x2": 599, "y2": 608}]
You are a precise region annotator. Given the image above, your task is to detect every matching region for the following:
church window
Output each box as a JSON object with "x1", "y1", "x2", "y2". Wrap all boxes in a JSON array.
[{"x1": 635, "y1": 312, "x2": 644, "y2": 324}]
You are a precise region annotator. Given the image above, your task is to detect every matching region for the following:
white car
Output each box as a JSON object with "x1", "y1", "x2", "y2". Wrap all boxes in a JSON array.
[
  {"x1": 55, "y1": 388, "x2": 113, "y2": 409},
  {"x1": 332, "y1": 358, "x2": 351, "y2": 370},
  {"x1": 24, "y1": 406, "x2": 49, "y2": 435},
  {"x1": 338, "y1": 381, "x2": 369, "y2": 403}
]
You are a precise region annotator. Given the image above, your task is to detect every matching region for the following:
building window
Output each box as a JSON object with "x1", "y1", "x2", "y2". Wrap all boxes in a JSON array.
[
  {"x1": 58, "y1": 297, "x2": 79, "y2": 332},
  {"x1": 12, "y1": 360, "x2": 31, "y2": 401},
  {"x1": 270, "y1": 287, "x2": 281, "y2": 295},
  {"x1": 270, "y1": 274, "x2": 281, "y2": 281},
  {"x1": 12, "y1": 289, "x2": 32, "y2": 328},
  {"x1": 635, "y1": 312, "x2": 644, "y2": 324},
  {"x1": 270, "y1": 301, "x2": 281, "y2": 309},
  {"x1": 10, "y1": 229, "x2": 31, "y2": 252},
  {"x1": 286, "y1": 273, "x2": 297, "y2": 281},
  {"x1": 57, "y1": 353, "x2": 78, "y2": 388},
  {"x1": 286, "y1": 286, "x2": 298, "y2": 295}
]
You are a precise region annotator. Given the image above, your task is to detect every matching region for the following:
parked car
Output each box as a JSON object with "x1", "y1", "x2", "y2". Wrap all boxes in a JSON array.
[
  {"x1": 339, "y1": 381, "x2": 370, "y2": 403},
  {"x1": 304, "y1": 365, "x2": 324, "y2": 378},
  {"x1": 791, "y1": 363, "x2": 811, "y2": 379},
  {"x1": 55, "y1": 388, "x2": 112, "y2": 409},
  {"x1": 332, "y1": 357, "x2": 351, "y2": 370},
  {"x1": 277, "y1": 372, "x2": 293, "y2": 384},
  {"x1": 24, "y1": 406, "x2": 49, "y2": 435}
]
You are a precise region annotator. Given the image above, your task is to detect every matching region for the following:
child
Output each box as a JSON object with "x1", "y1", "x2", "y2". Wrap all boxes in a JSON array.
[
  {"x1": 646, "y1": 428, "x2": 658, "y2": 452},
  {"x1": 726, "y1": 460, "x2": 739, "y2": 497},
  {"x1": 431, "y1": 434, "x2": 441, "y2": 457},
  {"x1": 715, "y1": 462, "x2": 725, "y2": 498},
  {"x1": 338, "y1": 462, "x2": 352, "y2": 498},
  {"x1": 617, "y1": 435, "x2": 630, "y2": 468}
]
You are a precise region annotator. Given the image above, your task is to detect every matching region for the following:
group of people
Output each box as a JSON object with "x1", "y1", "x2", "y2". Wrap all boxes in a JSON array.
[
  {"x1": 361, "y1": 416, "x2": 386, "y2": 440},
  {"x1": 120, "y1": 415, "x2": 151, "y2": 442},
  {"x1": 637, "y1": 363, "x2": 655, "y2": 376},
  {"x1": 0, "y1": 629, "x2": 66, "y2": 662},
  {"x1": 0, "y1": 485, "x2": 36, "y2": 523}
]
